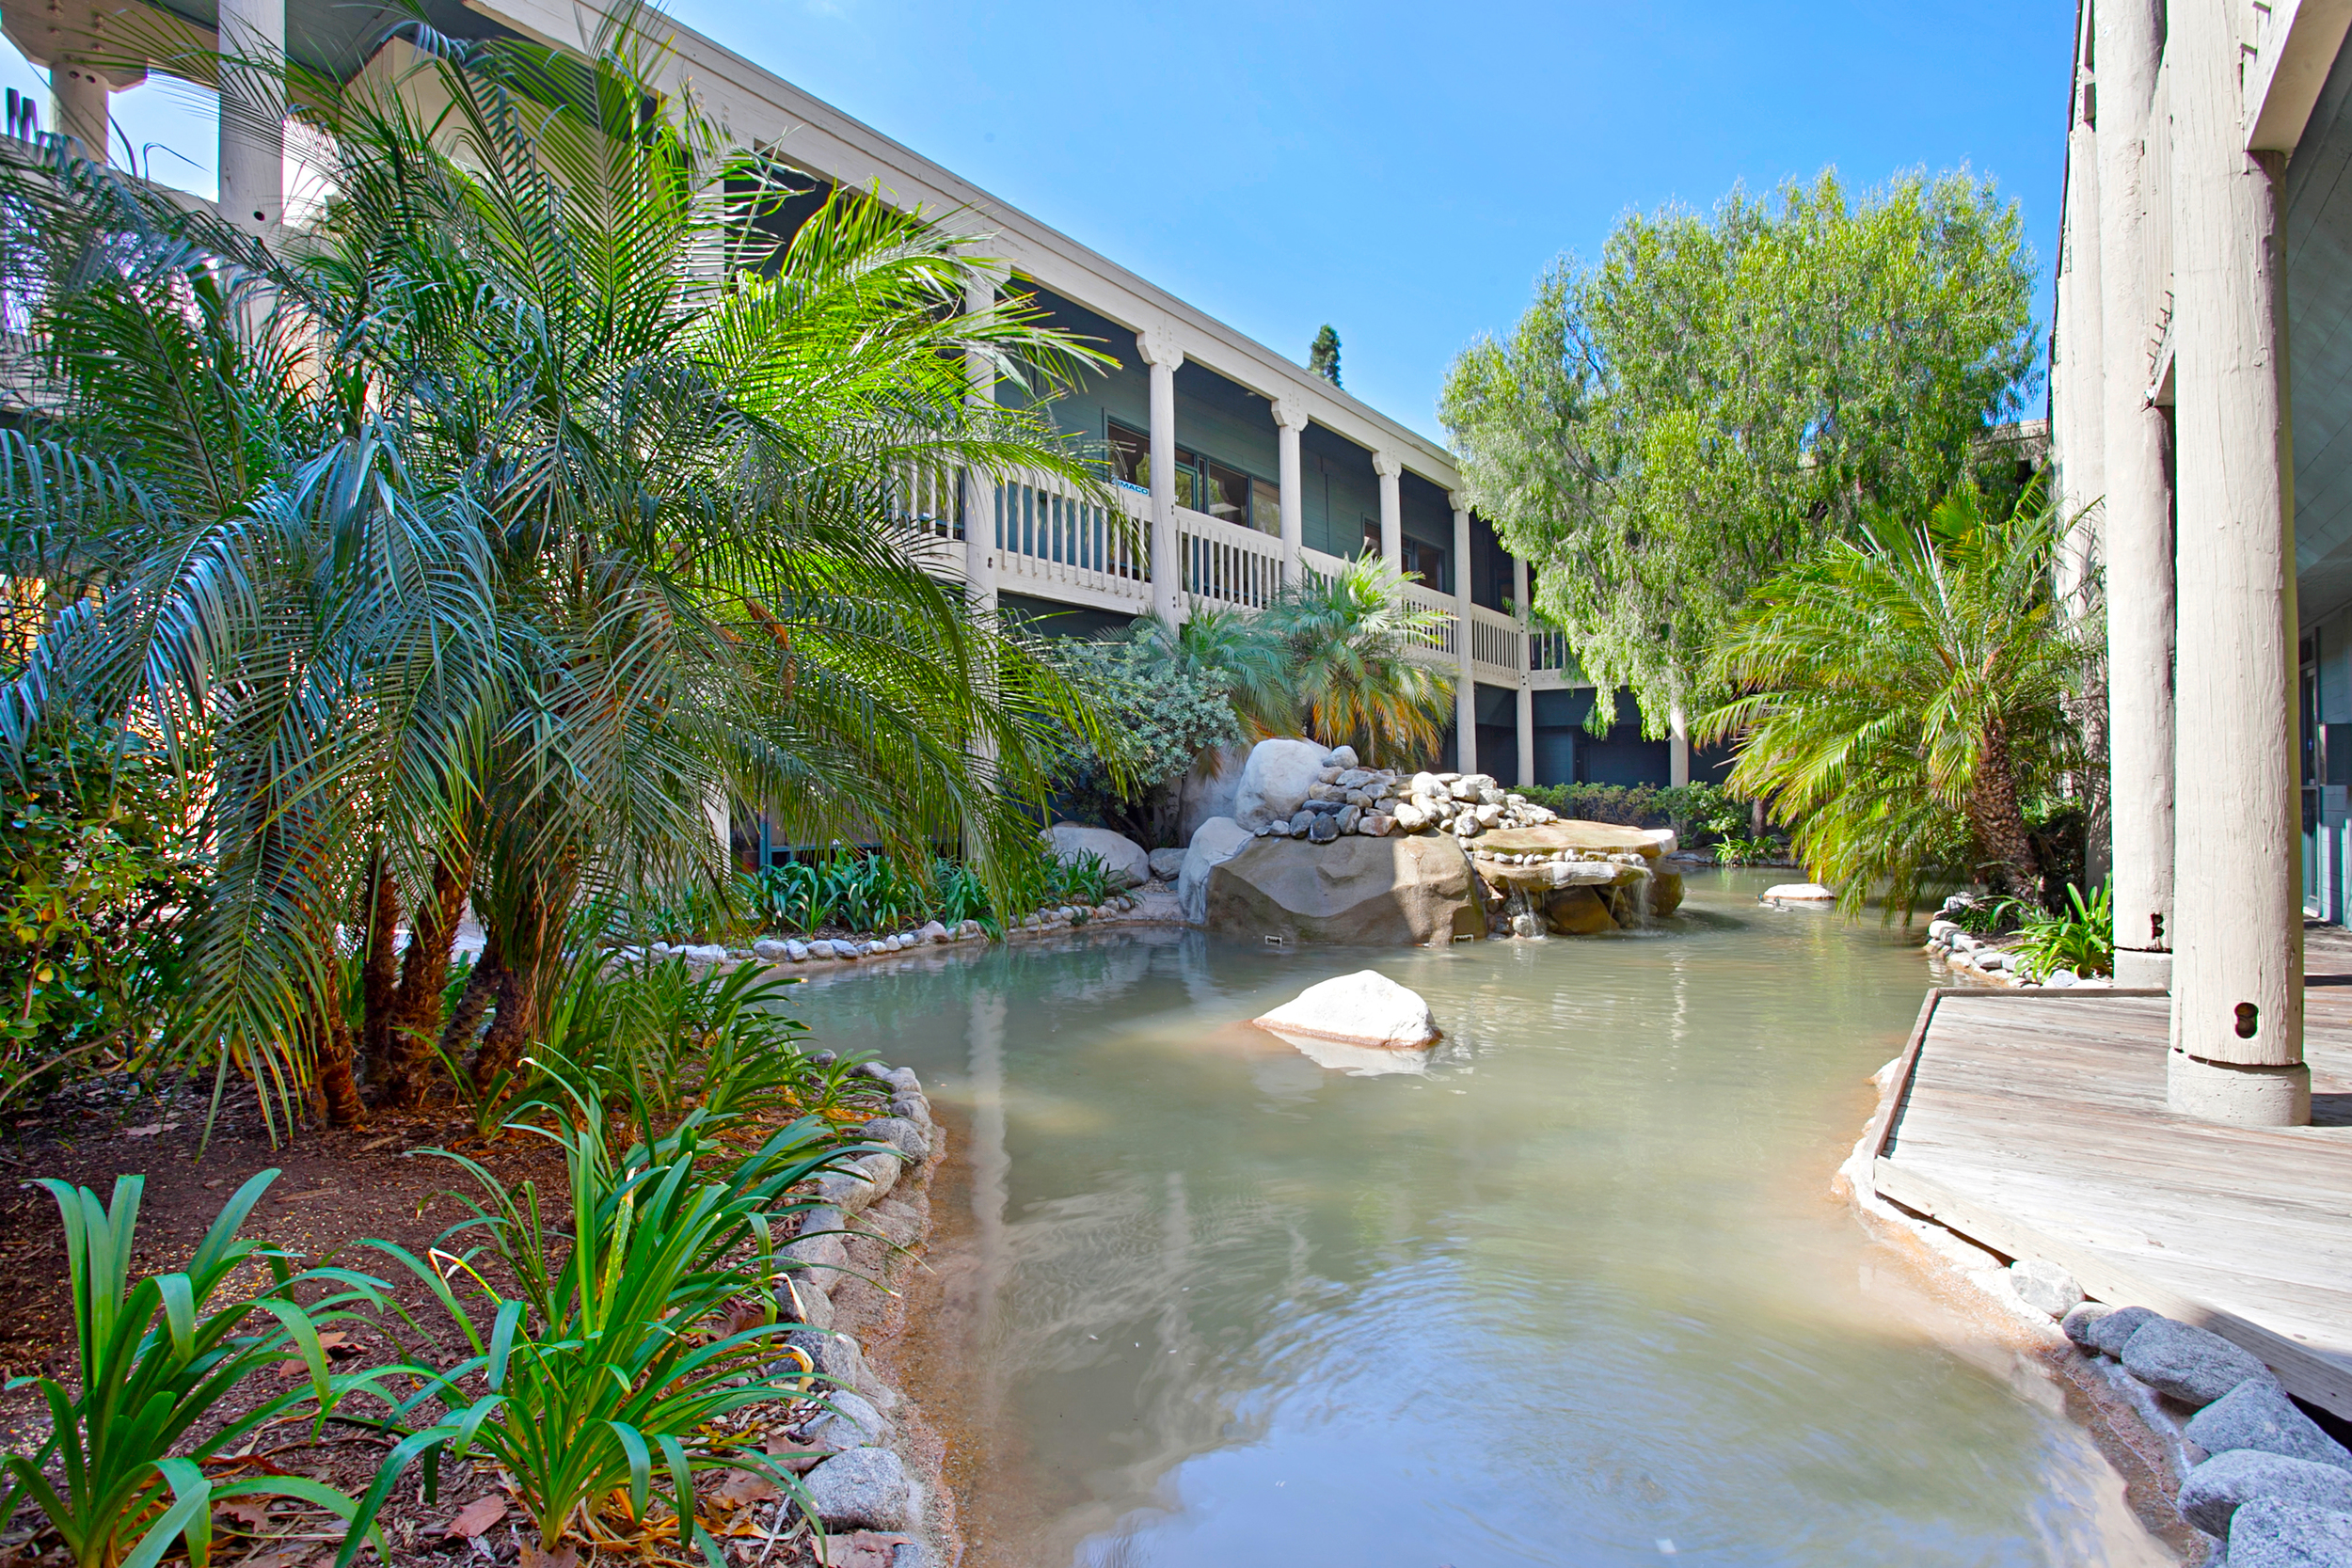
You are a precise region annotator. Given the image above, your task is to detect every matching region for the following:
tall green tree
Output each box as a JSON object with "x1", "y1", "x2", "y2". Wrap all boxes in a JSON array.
[
  {"x1": 1440, "y1": 169, "x2": 2039, "y2": 733},
  {"x1": 1309, "y1": 325, "x2": 1342, "y2": 387},
  {"x1": 1697, "y1": 486, "x2": 2097, "y2": 917}
]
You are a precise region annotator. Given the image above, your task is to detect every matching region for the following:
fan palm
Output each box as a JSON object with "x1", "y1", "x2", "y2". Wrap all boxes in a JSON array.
[
  {"x1": 1260, "y1": 556, "x2": 1454, "y2": 768},
  {"x1": 0, "y1": 8, "x2": 1116, "y2": 1120},
  {"x1": 1697, "y1": 484, "x2": 2097, "y2": 917}
]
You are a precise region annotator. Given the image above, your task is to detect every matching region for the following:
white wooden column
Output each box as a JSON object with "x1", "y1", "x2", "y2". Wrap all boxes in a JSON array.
[
  {"x1": 2167, "y1": 0, "x2": 2307, "y2": 1125},
  {"x1": 1669, "y1": 705, "x2": 1691, "y2": 787},
  {"x1": 2097, "y1": 0, "x2": 2176, "y2": 989},
  {"x1": 2054, "y1": 37, "x2": 2106, "y2": 612},
  {"x1": 1374, "y1": 451, "x2": 1402, "y2": 566},
  {"x1": 1513, "y1": 555, "x2": 1534, "y2": 788},
  {"x1": 50, "y1": 62, "x2": 109, "y2": 158},
  {"x1": 1137, "y1": 327, "x2": 1183, "y2": 623},
  {"x1": 962, "y1": 279, "x2": 998, "y2": 620},
  {"x1": 1274, "y1": 395, "x2": 1306, "y2": 580},
  {"x1": 216, "y1": 0, "x2": 286, "y2": 242},
  {"x1": 1451, "y1": 498, "x2": 1476, "y2": 776}
]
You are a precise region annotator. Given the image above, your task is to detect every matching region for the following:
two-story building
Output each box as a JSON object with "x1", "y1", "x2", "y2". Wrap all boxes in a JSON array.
[{"x1": 1, "y1": 0, "x2": 1709, "y2": 794}]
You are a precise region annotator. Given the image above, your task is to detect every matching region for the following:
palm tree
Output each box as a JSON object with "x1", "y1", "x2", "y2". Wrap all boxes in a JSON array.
[
  {"x1": 1260, "y1": 557, "x2": 1454, "y2": 768},
  {"x1": 0, "y1": 11, "x2": 1114, "y2": 1121},
  {"x1": 1697, "y1": 484, "x2": 2097, "y2": 917}
]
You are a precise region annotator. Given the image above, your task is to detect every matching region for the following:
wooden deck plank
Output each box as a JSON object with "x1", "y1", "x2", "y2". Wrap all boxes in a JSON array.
[{"x1": 1870, "y1": 984, "x2": 2352, "y2": 1418}]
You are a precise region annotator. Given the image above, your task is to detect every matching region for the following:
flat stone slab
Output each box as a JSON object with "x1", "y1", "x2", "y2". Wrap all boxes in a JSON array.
[{"x1": 1470, "y1": 820, "x2": 1670, "y2": 859}]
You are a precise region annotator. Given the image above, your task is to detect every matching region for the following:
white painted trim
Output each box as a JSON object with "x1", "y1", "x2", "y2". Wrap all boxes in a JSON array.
[{"x1": 2245, "y1": 0, "x2": 2352, "y2": 151}]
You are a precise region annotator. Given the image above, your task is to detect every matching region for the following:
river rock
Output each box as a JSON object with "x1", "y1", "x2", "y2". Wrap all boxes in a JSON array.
[
  {"x1": 1205, "y1": 832, "x2": 1488, "y2": 945},
  {"x1": 1648, "y1": 867, "x2": 1685, "y2": 917},
  {"x1": 1178, "y1": 816, "x2": 1255, "y2": 925},
  {"x1": 1148, "y1": 847, "x2": 1186, "y2": 881},
  {"x1": 2179, "y1": 1449, "x2": 2352, "y2": 1537},
  {"x1": 784, "y1": 1207, "x2": 848, "y2": 1274},
  {"x1": 2228, "y1": 1493, "x2": 2352, "y2": 1566},
  {"x1": 2085, "y1": 1304, "x2": 2163, "y2": 1357},
  {"x1": 1233, "y1": 738, "x2": 1330, "y2": 832},
  {"x1": 796, "y1": 1389, "x2": 893, "y2": 1465},
  {"x1": 2122, "y1": 1317, "x2": 2273, "y2": 1407},
  {"x1": 1253, "y1": 970, "x2": 1439, "y2": 1048},
  {"x1": 798, "y1": 1446, "x2": 914, "y2": 1531},
  {"x1": 2009, "y1": 1259, "x2": 2085, "y2": 1318},
  {"x1": 1545, "y1": 885, "x2": 1616, "y2": 934},
  {"x1": 2186, "y1": 1381, "x2": 2352, "y2": 1470},
  {"x1": 1322, "y1": 745, "x2": 1358, "y2": 768},
  {"x1": 2062, "y1": 1301, "x2": 2115, "y2": 1351},
  {"x1": 864, "y1": 1116, "x2": 930, "y2": 1161},
  {"x1": 1763, "y1": 882, "x2": 1836, "y2": 902}
]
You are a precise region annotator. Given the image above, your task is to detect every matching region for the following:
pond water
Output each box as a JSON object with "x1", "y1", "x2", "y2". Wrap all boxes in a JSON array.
[{"x1": 784, "y1": 869, "x2": 2176, "y2": 1567}]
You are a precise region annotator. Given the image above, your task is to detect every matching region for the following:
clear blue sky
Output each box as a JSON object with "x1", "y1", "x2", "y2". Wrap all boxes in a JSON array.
[{"x1": 0, "y1": 1, "x2": 2075, "y2": 441}]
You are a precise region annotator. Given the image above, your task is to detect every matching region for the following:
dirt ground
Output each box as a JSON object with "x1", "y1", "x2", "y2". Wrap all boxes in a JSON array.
[{"x1": 0, "y1": 1073, "x2": 882, "y2": 1568}]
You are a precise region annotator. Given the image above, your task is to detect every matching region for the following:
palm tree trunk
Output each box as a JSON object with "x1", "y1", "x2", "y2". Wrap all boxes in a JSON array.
[
  {"x1": 469, "y1": 880, "x2": 556, "y2": 1092},
  {"x1": 358, "y1": 852, "x2": 400, "y2": 1099},
  {"x1": 439, "y1": 925, "x2": 502, "y2": 1067},
  {"x1": 378, "y1": 849, "x2": 470, "y2": 1107},
  {"x1": 1966, "y1": 720, "x2": 2045, "y2": 901}
]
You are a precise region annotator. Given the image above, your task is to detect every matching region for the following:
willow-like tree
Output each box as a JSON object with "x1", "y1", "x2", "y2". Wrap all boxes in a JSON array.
[{"x1": 1439, "y1": 169, "x2": 2039, "y2": 732}]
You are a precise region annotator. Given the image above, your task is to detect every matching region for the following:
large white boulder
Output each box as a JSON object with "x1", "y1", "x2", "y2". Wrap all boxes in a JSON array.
[
  {"x1": 1251, "y1": 970, "x2": 1440, "y2": 1048},
  {"x1": 1232, "y1": 737, "x2": 1329, "y2": 832},
  {"x1": 1763, "y1": 882, "x2": 1836, "y2": 903},
  {"x1": 1042, "y1": 822, "x2": 1151, "y2": 888},
  {"x1": 1177, "y1": 816, "x2": 1254, "y2": 925}
]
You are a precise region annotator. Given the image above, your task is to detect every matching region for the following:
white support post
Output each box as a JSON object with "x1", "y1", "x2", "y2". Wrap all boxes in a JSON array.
[
  {"x1": 962, "y1": 279, "x2": 998, "y2": 622},
  {"x1": 216, "y1": 0, "x2": 286, "y2": 242},
  {"x1": 2168, "y1": 0, "x2": 2307, "y2": 1125},
  {"x1": 1138, "y1": 327, "x2": 1183, "y2": 624},
  {"x1": 1274, "y1": 396, "x2": 1306, "y2": 581},
  {"x1": 1374, "y1": 451, "x2": 1402, "y2": 567},
  {"x1": 2098, "y1": 0, "x2": 2176, "y2": 990},
  {"x1": 1451, "y1": 499, "x2": 1476, "y2": 776},
  {"x1": 1669, "y1": 705, "x2": 1691, "y2": 787},
  {"x1": 2055, "y1": 45, "x2": 2106, "y2": 612},
  {"x1": 1513, "y1": 555, "x2": 1534, "y2": 788},
  {"x1": 50, "y1": 62, "x2": 108, "y2": 159}
]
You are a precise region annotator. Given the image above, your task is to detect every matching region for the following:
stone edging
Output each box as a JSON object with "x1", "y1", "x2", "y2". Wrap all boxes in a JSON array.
[{"x1": 765, "y1": 1060, "x2": 955, "y2": 1566}]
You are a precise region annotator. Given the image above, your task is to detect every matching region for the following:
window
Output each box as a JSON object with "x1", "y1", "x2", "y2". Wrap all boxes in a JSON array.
[
  {"x1": 1106, "y1": 421, "x2": 1149, "y2": 488},
  {"x1": 1360, "y1": 515, "x2": 1380, "y2": 560},
  {"x1": 1250, "y1": 480, "x2": 1281, "y2": 534},
  {"x1": 1204, "y1": 460, "x2": 1252, "y2": 526},
  {"x1": 1402, "y1": 539, "x2": 1445, "y2": 589}
]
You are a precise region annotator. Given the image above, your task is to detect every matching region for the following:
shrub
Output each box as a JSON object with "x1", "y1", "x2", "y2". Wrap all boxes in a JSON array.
[
  {"x1": 2010, "y1": 883, "x2": 2114, "y2": 979},
  {"x1": 1042, "y1": 636, "x2": 1240, "y2": 846},
  {"x1": 0, "y1": 1171, "x2": 389, "y2": 1568},
  {"x1": 0, "y1": 721, "x2": 202, "y2": 1110},
  {"x1": 1518, "y1": 781, "x2": 1740, "y2": 839}
]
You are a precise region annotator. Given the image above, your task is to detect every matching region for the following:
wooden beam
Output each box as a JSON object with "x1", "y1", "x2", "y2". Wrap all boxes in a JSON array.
[{"x1": 2246, "y1": 0, "x2": 2352, "y2": 153}]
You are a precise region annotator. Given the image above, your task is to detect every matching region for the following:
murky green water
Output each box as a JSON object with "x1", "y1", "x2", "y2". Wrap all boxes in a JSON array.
[{"x1": 785, "y1": 870, "x2": 2172, "y2": 1567}]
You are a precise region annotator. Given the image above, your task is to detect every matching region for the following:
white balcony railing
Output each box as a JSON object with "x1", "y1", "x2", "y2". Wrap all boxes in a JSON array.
[
  {"x1": 1402, "y1": 579, "x2": 1458, "y2": 658},
  {"x1": 890, "y1": 463, "x2": 962, "y2": 544},
  {"x1": 1175, "y1": 505, "x2": 1286, "y2": 610},
  {"x1": 995, "y1": 471, "x2": 1151, "y2": 610},
  {"x1": 1529, "y1": 620, "x2": 1576, "y2": 674},
  {"x1": 1469, "y1": 604, "x2": 1522, "y2": 675}
]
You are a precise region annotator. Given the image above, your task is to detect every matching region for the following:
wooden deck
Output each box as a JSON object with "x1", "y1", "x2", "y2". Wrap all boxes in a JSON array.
[{"x1": 1868, "y1": 963, "x2": 2352, "y2": 1416}]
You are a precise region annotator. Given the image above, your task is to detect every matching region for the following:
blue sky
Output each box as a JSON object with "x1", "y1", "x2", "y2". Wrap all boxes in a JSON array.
[{"x1": 0, "y1": 1, "x2": 2074, "y2": 441}]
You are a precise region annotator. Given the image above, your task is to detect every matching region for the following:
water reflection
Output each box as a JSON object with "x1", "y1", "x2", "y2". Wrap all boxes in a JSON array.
[{"x1": 785, "y1": 874, "x2": 2175, "y2": 1567}]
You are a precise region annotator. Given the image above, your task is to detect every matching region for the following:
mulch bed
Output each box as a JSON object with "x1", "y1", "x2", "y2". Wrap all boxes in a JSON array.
[{"x1": 0, "y1": 1076, "x2": 851, "y2": 1568}]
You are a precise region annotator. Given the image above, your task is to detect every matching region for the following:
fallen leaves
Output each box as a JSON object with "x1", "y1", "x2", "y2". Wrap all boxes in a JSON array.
[
  {"x1": 822, "y1": 1532, "x2": 912, "y2": 1568},
  {"x1": 445, "y1": 1496, "x2": 508, "y2": 1539}
]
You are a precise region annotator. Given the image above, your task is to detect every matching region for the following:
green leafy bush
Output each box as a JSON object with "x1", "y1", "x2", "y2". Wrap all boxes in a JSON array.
[
  {"x1": 0, "y1": 1171, "x2": 389, "y2": 1568},
  {"x1": 2010, "y1": 883, "x2": 2114, "y2": 980},
  {"x1": 1518, "y1": 781, "x2": 1740, "y2": 837},
  {"x1": 350, "y1": 1079, "x2": 874, "y2": 1565},
  {"x1": 0, "y1": 723, "x2": 202, "y2": 1109},
  {"x1": 1042, "y1": 636, "x2": 1241, "y2": 845}
]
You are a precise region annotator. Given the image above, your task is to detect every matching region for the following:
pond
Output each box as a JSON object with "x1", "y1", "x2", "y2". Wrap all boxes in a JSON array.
[{"x1": 784, "y1": 868, "x2": 2176, "y2": 1567}]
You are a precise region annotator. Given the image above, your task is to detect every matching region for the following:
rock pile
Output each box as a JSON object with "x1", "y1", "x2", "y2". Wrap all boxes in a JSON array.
[
  {"x1": 771, "y1": 1060, "x2": 949, "y2": 1565},
  {"x1": 2059, "y1": 1302, "x2": 2352, "y2": 1561},
  {"x1": 1228, "y1": 737, "x2": 1559, "y2": 846},
  {"x1": 628, "y1": 895, "x2": 1146, "y2": 972}
]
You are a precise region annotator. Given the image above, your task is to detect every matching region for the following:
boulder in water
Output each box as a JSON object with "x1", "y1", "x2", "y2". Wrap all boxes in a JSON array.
[
  {"x1": 1764, "y1": 882, "x2": 1836, "y2": 903},
  {"x1": 1178, "y1": 816, "x2": 1254, "y2": 925},
  {"x1": 1545, "y1": 885, "x2": 1616, "y2": 935},
  {"x1": 1252, "y1": 970, "x2": 1439, "y2": 1048},
  {"x1": 1207, "y1": 832, "x2": 1486, "y2": 945}
]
